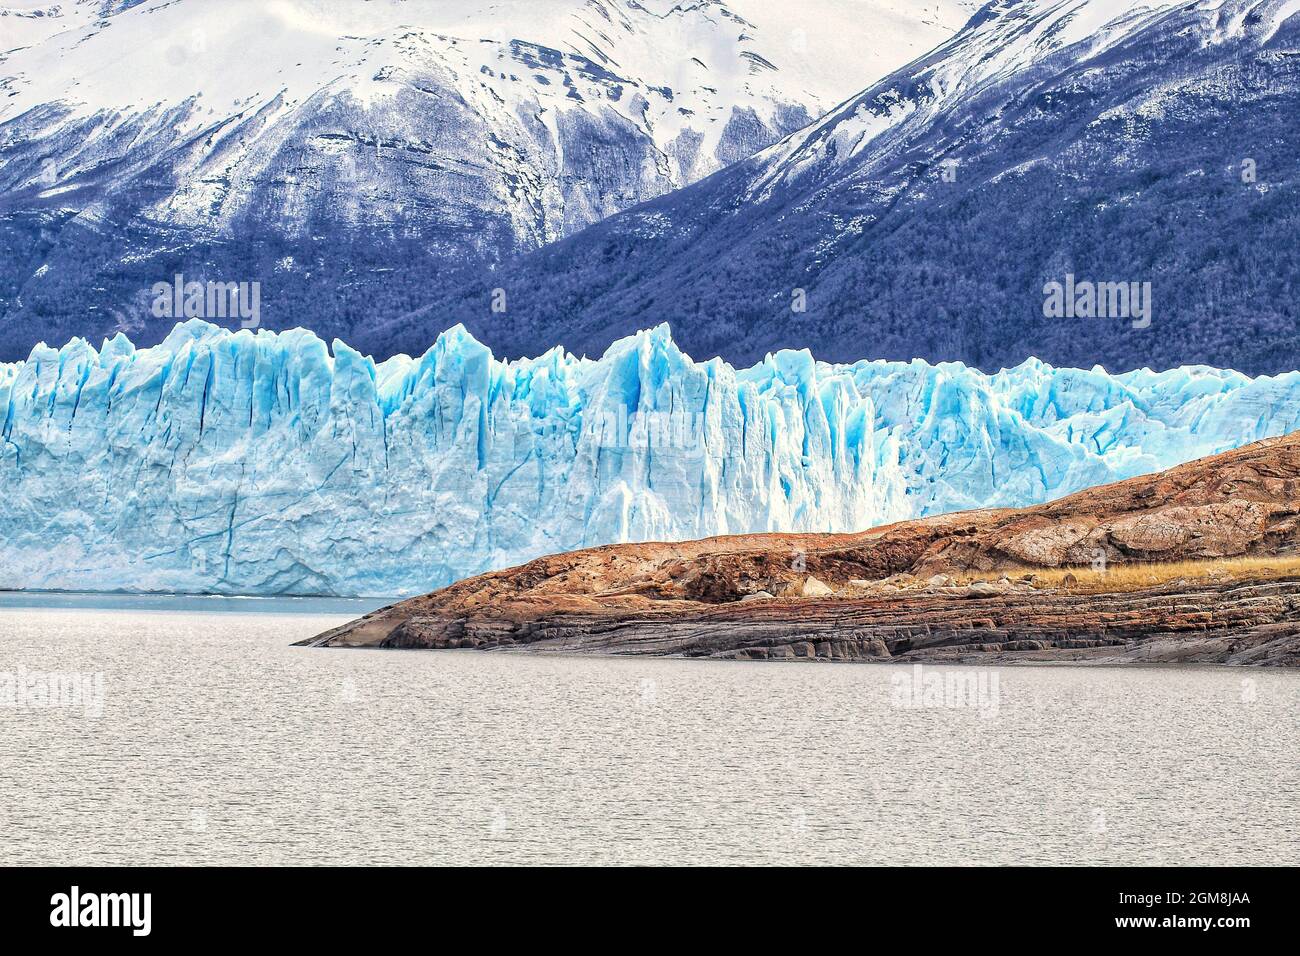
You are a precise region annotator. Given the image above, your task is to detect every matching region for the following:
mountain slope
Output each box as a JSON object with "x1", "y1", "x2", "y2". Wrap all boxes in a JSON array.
[
  {"x1": 375, "y1": 0, "x2": 1300, "y2": 375},
  {"x1": 0, "y1": 0, "x2": 977, "y2": 359},
  {"x1": 4, "y1": 319, "x2": 1300, "y2": 597}
]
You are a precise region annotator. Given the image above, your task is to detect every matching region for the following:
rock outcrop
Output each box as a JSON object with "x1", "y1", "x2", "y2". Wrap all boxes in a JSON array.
[{"x1": 301, "y1": 435, "x2": 1300, "y2": 666}]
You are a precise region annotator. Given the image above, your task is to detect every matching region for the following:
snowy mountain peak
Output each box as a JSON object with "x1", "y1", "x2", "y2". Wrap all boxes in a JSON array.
[
  {"x1": 0, "y1": 0, "x2": 974, "y2": 185},
  {"x1": 747, "y1": 0, "x2": 1299, "y2": 197},
  {"x1": 440, "y1": 0, "x2": 1300, "y2": 376},
  {"x1": 0, "y1": 0, "x2": 980, "y2": 360}
]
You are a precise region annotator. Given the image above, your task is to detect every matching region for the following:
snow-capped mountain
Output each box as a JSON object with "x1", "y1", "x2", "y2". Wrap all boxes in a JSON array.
[
  {"x1": 386, "y1": 0, "x2": 1300, "y2": 375},
  {"x1": 743, "y1": 0, "x2": 1299, "y2": 196},
  {"x1": 0, "y1": 0, "x2": 977, "y2": 359},
  {"x1": 4, "y1": 319, "x2": 1299, "y2": 596}
]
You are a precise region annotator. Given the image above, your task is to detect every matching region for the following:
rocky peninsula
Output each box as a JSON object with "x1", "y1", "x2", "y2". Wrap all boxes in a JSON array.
[{"x1": 300, "y1": 435, "x2": 1300, "y2": 666}]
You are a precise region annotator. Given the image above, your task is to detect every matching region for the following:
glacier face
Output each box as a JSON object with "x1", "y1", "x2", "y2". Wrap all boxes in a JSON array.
[{"x1": 3, "y1": 321, "x2": 1299, "y2": 597}]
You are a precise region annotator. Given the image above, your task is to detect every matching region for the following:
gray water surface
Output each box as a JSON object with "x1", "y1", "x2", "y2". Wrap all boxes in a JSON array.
[{"x1": 1, "y1": 596, "x2": 1296, "y2": 865}]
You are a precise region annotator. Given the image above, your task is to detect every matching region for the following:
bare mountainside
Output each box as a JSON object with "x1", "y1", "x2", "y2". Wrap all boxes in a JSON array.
[{"x1": 302, "y1": 434, "x2": 1300, "y2": 666}]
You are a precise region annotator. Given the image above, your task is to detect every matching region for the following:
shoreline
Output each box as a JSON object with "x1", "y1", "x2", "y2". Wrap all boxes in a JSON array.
[
  {"x1": 293, "y1": 642, "x2": 1299, "y2": 670},
  {"x1": 299, "y1": 575, "x2": 1300, "y2": 667}
]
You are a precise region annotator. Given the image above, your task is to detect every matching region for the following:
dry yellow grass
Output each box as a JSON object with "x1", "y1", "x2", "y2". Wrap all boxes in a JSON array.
[{"x1": 1026, "y1": 555, "x2": 1300, "y2": 593}]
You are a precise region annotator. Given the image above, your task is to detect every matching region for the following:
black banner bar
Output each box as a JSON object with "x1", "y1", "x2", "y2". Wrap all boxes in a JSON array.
[{"x1": 0, "y1": 866, "x2": 1289, "y2": 943}]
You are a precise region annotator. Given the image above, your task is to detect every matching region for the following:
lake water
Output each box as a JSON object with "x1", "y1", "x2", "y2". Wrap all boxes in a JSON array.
[{"x1": 1, "y1": 595, "x2": 1296, "y2": 866}]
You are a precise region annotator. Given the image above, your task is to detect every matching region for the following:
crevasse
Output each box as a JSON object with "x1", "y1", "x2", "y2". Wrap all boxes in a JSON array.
[{"x1": 2, "y1": 320, "x2": 1297, "y2": 596}]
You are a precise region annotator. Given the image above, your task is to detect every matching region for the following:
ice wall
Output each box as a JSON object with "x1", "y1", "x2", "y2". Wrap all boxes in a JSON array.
[{"x1": 2, "y1": 320, "x2": 1297, "y2": 596}]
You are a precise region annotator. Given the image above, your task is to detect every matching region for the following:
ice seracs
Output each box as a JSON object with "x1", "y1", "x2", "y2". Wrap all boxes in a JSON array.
[{"x1": 3, "y1": 321, "x2": 1300, "y2": 597}]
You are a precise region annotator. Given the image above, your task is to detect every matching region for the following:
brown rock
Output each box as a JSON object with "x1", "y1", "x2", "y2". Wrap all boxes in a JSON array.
[
  {"x1": 301, "y1": 434, "x2": 1300, "y2": 667},
  {"x1": 800, "y1": 576, "x2": 834, "y2": 597}
]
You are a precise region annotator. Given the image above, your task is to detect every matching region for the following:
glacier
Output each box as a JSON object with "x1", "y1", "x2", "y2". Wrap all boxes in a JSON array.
[{"x1": 2, "y1": 320, "x2": 1299, "y2": 597}]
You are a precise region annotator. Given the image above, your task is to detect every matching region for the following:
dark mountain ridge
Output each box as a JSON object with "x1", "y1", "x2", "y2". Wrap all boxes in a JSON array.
[{"x1": 362, "y1": 0, "x2": 1300, "y2": 376}]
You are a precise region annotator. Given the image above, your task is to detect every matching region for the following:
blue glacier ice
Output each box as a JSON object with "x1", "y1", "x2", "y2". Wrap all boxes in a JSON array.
[{"x1": 2, "y1": 320, "x2": 1299, "y2": 597}]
